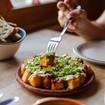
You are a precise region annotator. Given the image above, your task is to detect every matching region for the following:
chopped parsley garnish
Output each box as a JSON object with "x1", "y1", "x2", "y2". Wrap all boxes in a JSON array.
[{"x1": 26, "y1": 55, "x2": 85, "y2": 80}]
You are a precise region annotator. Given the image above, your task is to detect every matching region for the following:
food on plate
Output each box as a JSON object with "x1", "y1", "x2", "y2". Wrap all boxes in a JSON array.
[
  {"x1": 43, "y1": 75, "x2": 51, "y2": 89},
  {"x1": 22, "y1": 70, "x2": 31, "y2": 83},
  {"x1": 51, "y1": 79, "x2": 65, "y2": 90},
  {"x1": 28, "y1": 74, "x2": 42, "y2": 87},
  {"x1": 40, "y1": 52, "x2": 55, "y2": 66},
  {"x1": 20, "y1": 52, "x2": 89, "y2": 90},
  {"x1": 0, "y1": 16, "x2": 21, "y2": 42}
]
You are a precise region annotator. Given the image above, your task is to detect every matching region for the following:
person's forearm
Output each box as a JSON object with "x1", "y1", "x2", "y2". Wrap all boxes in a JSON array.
[{"x1": 75, "y1": 18, "x2": 105, "y2": 40}]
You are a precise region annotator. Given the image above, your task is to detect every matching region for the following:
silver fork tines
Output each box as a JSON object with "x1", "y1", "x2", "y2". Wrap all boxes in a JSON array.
[
  {"x1": 46, "y1": 5, "x2": 81, "y2": 53},
  {"x1": 47, "y1": 18, "x2": 70, "y2": 52},
  {"x1": 47, "y1": 37, "x2": 61, "y2": 52}
]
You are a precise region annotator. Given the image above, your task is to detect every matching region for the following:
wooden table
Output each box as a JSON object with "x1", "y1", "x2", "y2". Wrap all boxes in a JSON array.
[{"x1": 0, "y1": 29, "x2": 105, "y2": 105}]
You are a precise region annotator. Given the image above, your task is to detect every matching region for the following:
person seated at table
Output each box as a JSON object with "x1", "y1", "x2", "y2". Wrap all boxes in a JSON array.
[{"x1": 57, "y1": 0, "x2": 105, "y2": 40}]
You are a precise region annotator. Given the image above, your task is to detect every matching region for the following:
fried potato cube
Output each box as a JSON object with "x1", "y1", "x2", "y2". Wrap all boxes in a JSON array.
[
  {"x1": 20, "y1": 64, "x2": 26, "y2": 77},
  {"x1": 28, "y1": 74, "x2": 42, "y2": 87},
  {"x1": 43, "y1": 75, "x2": 51, "y2": 89},
  {"x1": 67, "y1": 77, "x2": 80, "y2": 90},
  {"x1": 40, "y1": 52, "x2": 55, "y2": 67},
  {"x1": 40, "y1": 56, "x2": 47, "y2": 67},
  {"x1": 51, "y1": 79, "x2": 65, "y2": 90},
  {"x1": 22, "y1": 70, "x2": 31, "y2": 83}
]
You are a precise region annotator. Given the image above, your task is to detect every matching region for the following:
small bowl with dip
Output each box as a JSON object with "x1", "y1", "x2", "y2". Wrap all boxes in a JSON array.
[{"x1": 34, "y1": 97, "x2": 86, "y2": 105}]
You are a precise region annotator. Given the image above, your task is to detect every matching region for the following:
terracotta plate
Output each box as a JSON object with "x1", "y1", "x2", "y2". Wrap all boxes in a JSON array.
[
  {"x1": 34, "y1": 97, "x2": 86, "y2": 105},
  {"x1": 16, "y1": 67, "x2": 95, "y2": 96}
]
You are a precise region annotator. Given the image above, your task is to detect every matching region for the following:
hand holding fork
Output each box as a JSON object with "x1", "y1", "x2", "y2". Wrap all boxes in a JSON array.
[{"x1": 46, "y1": 5, "x2": 81, "y2": 53}]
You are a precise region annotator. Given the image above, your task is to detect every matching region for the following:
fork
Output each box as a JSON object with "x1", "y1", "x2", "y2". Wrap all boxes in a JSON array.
[
  {"x1": 47, "y1": 5, "x2": 81, "y2": 52},
  {"x1": 46, "y1": 17, "x2": 71, "y2": 52}
]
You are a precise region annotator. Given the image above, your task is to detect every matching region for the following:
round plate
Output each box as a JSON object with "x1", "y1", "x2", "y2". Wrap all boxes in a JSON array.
[
  {"x1": 16, "y1": 67, "x2": 95, "y2": 97},
  {"x1": 73, "y1": 41, "x2": 105, "y2": 65},
  {"x1": 34, "y1": 97, "x2": 85, "y2": 105}
]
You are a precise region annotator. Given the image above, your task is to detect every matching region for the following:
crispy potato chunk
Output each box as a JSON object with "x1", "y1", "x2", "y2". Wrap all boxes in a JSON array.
[
  {"x1": 40, "y1": 52, "x2": 55, "y2": 67},
  {"x1": 67, "y1": 77, "x2": 80, "y2": 90},
  {"x1": 20, "y1": 64, "x2": 26, "y2": 77},
  {"x1": 51, "y1": 79, "x2": 65, "y2": 90},
  {"x1": 43, "y1": 75, "x2": 51, "y2": 89},
  {"x1": 22, "y1": 70, "x2": 31, "y2": 83},
  {"x1": 67, "y1": 73, "x2": 86, "y2": 90},
  {"x1": 28, "y1": 74, "x2": 42, "y2": 87}
]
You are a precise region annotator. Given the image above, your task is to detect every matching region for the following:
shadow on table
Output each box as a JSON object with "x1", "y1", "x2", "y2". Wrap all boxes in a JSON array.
[
  {"x1": 93, "y1": 64, "x2": 105, "y2": 69},
  {"x1": 70, "y1": 80, "x2": 100, "y2": 99},
  {"x1": 86, "y1": 61, "x2": 105, "y2": 69},
  {"x1": 0, "y1": 57, "x2": 21, "y2": 67}
]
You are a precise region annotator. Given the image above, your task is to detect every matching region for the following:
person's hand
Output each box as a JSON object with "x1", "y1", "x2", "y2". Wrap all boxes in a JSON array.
[{"x1": 57, "y1": 0, "x2": 87, "y2": 32}]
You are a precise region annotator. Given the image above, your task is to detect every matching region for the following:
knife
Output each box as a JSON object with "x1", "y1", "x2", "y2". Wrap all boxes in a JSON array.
[{"x1": 0, "y1": 97, "x2": 19, "y2": 105}]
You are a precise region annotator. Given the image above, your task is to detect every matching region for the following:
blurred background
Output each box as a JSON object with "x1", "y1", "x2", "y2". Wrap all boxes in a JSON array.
[{"x1": 0, "y1": 0, "x2": 105, "y2": 33}]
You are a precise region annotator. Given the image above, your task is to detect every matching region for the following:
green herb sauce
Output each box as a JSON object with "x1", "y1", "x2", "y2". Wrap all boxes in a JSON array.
[{"x1": 26, "y1": 55, "x2": 85, "y2": 80}]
